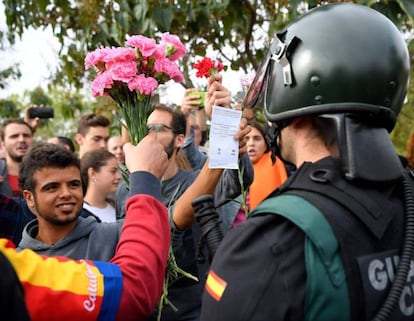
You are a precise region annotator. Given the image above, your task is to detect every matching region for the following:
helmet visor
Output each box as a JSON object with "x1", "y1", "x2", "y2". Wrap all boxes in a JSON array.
[{"x1": 242, "y1": 40, "x2": 278, "y2": 110}]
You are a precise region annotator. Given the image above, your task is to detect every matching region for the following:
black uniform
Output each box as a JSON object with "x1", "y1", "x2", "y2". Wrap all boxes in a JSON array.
[{"x1": 201, "y1": 157, "x2": 413, "y2": 321}]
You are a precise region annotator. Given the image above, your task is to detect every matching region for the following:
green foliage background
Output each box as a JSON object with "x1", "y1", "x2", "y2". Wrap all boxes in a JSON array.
[{"x1": 0, "y1": 0, "x2": 413, "y2": 154}]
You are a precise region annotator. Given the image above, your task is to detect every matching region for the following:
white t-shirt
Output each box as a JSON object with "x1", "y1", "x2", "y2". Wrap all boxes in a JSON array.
[{"x1": 83, "y1": 202, "x2": 117, "y2": 223}]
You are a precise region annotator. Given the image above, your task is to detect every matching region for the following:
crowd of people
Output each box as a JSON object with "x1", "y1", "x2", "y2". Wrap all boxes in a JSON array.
[{"x1": 0, "y1": 3, "x2": 413, "y2": 321}]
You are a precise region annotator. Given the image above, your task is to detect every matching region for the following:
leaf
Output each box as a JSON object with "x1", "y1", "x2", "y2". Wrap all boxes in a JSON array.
[
  {"x1": 372, "y1": 2, "x2": 405, "y2": 28},
  {"x1": 153, "y1": 7, "x2": 175, "y2": 31},
  {"x1": 133, "y1": 3, "x2": 146, "y2": 20},
  {"x1": 37, "y1": 0, "x2": 49, "y2": 15},
  {"x1": 399, "y1": 0, "x2": 414, "y2": 21}
]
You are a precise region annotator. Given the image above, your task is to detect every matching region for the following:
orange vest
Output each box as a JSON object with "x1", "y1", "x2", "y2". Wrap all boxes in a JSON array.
[{"x1": 249, "y1": 152, "x2": 287, "y2": 211}]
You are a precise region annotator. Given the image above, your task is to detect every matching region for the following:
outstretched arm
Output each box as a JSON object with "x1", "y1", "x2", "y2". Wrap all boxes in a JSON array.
[
  {"x1": 113, "y1": 136, "x2": 170, "y2": 320},
  {"x1": 0, "y1": 134, "x2": 170, "y2": 321},
  {"x1": 173, "y1": 161, "x2": 223, "y2": 230}
]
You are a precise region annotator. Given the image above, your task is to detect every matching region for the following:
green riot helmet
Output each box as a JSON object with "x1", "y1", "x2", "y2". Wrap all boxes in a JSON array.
[{"x1": 243, "y1": 3, "x2": 410, "y2": 132}]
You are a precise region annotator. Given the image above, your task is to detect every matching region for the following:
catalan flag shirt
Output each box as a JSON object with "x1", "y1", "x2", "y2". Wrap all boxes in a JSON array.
[{"x1": 0, "y1": 238, "x2": 122, "y2": 321}]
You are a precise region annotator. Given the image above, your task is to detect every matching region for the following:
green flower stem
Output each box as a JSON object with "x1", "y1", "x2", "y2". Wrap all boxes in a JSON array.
[
  {"x1": 157, "y1": 246, "x2": 199, "y2": 320},
  {"x1": 109, "y1": 84, "x2": 152, "y2": 146},
  {"x1": 109, "y1": 87, "x2": 197, "y2": 320},
  {"x1": 237, "y1": 159, "x2": 249, "y2": 216}
]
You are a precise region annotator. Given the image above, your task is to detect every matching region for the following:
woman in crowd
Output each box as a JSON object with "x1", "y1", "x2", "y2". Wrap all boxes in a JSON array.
[
  {"x1": 233, "y1": 121, "x2": 288, "y2": 226},
  {"x1": 81, "y1": 149, "x2": 121, "y2": 222}
]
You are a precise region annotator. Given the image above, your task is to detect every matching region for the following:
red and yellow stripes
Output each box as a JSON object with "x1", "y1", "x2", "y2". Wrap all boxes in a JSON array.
[
  {"x1": 0, "y1": 239, "x2": 122, "y2": 321},
  {"x1": 205, "y1": 270, "x2": 227, "y2": 301}
]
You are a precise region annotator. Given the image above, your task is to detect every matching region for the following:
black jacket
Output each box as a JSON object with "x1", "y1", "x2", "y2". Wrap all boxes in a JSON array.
[{"x1": 201, "y1": 157, "x2": 410, "y2": 321}]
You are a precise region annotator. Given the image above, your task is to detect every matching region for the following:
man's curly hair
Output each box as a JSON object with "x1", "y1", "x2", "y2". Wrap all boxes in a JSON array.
[{"x1": 19, "y1": 143, "x2": 81, "y2": 193}]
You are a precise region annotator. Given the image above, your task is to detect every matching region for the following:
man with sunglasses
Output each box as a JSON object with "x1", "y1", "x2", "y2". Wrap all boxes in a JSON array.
[
  {"x1": 201, "y1": 3, "x2": 413, "y2": 321},
  {"x1": 116, "y1": 95, "x2": 253, "y2": 321}
]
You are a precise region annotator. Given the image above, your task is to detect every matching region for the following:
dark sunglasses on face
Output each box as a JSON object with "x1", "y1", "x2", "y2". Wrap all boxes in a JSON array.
[{"x1": 146, "y1": 123, "x2": 174, "y2": 134}]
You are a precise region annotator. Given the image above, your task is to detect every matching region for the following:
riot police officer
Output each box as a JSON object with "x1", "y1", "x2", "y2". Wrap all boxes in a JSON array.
[{"x1": 201, "y1": 3, "x2": 412, "y2": 321}]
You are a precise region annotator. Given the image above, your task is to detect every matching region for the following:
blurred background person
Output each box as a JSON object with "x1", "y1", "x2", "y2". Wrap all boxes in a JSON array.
[
  {"x1": 75, "y1": 113, "x2": 110, "y2": 158},
  {"x1": 107, "y1": 135, "x2": 125, "y2": 165},
  {"x1": 232, "y1": 121, "x2": 288, "y2": 227},
  {"x1": 81, "y1": 149, "x2": 121, "y2": 222},
  {"x1": 246, "y1": 121, "x2": 288, "y2": 210},
  {"x1": 0, "y1": 119, "x2": 34, "y2": 197},
  {"x1": 47, "y1": 136, "x2": 75, "y2": 153}
]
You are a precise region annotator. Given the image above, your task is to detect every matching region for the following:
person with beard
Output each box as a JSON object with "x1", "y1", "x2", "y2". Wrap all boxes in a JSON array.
[
  {"x1": 0, "y1": 133, "x2": 171, "y2": 321},
  {"x1": 0, "y1": 119, "x2": 34, "y2": 197},
  {"x1": 115, "y1": 84, "x2": 253, "y2": 320},
  {"x1": 17, "y1": 143, "x2": 122, "y2": 261}
]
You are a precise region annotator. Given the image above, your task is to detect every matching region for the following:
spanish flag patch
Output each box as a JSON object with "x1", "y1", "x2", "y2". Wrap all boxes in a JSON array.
[{"x1": 205, "y1": 270, "x2": 227, "y2": 301}]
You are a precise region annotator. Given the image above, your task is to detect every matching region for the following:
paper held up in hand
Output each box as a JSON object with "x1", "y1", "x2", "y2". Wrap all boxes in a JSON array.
[{"x1": 209, "y1": 106, "x2": 242, "y2": 169}]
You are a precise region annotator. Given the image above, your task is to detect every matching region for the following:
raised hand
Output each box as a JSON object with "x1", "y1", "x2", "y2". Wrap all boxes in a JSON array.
[
  {"x1": 123, "y1": 134, "x2": 168, "y2": 179},
  {"x1": 205, "y1": 74, "x2": 231, "y2": 118}
]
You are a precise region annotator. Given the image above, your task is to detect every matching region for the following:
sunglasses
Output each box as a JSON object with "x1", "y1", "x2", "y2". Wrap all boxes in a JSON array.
[{"x1": 146, "y1": 123, "x2": 174, "y2": 134}]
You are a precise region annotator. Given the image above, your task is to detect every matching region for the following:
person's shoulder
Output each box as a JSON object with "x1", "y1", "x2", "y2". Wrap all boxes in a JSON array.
[
  {"x1": 80, "y1": 208, "x2": 102, "y2": 222},
  {"x1": 227, "y1": 213, "x2": 304, "y2": 248},
  {"x1": 170, "y1": 168, "x2": 198, "y2": 184},
  {"x1": 0, "y1": 158, "x2": 6, "y2": 173},
  {"x1": 90, "y1": 220, "x2": 122, "y2": 243}
]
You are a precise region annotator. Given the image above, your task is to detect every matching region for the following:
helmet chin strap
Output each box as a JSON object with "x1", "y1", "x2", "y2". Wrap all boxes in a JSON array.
[
  {"x1": 328, "y1": 114, "x2": 403, "y2": 183},
  {"x1": 266, "y1": 122, "x2": 296, "y2": 169}
]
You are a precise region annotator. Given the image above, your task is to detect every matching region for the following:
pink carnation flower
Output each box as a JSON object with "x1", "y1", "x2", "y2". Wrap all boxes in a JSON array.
[
  {"x1": 169, "y1": 67, "x2": 184, "y2": 83},
  {"x1": 151, "y1": 45, "x2": 167, "y2": 60},
  {"x1": 128, "y1": 74, "x2": 158, "y2": 96},
  {"x1": 240, "y1": 73, "x2": 256, "y2": 87},
  {"x1": 108, "y1": 60, "x2": 138, "y2": 83},
  {"x1": 153, "y1": 59, "x2": 184, "y2": 83},
  {"x1": 91, "y1": 71, "x2": 114, "y2": 97},
  {"x1": 84, "y1": 48, "x2": 112, "y2": 70},
  {"x1": 105, "y1": 47, "x2": 136, "y2": 68},
  {"x1": 126, "y1": 35, "x2": 157, "y2": 57},
  {"x1": 160, "y1": 32, "x2": 186, "y2": 61}
]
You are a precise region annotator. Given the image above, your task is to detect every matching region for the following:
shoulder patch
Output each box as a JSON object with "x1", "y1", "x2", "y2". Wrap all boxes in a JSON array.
[{"x1": 205, "y1": 270, "x2": 227, "y2": 301}]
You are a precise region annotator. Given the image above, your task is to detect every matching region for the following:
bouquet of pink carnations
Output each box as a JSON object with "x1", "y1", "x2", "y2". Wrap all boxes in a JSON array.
[
  {"x1": 86, "y1": 33, "x2": 195, "y2": 321},
  {"x1": 85, "y1": 32, "x2": 186, "y2": 144}
]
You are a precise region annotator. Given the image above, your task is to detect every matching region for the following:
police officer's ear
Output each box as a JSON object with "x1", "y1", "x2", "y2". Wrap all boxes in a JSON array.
[{"x1": 289, "y1": 116, "x2": 313, "y2": 131}]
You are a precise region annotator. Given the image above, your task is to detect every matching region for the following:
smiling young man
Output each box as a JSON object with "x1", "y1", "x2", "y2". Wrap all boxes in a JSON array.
[
  {"x1": 0, "y1": 119, "x2": 34, "y2": 197},
  {"x1": 0, "y1": 134, "x2": 171, "y2": 321},
  {"x1": 17, "y1": 143, "x2": 122, "y2": 261}
]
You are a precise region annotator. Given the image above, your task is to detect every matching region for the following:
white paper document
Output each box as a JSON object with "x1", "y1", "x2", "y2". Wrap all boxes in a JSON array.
[{"x1": 208, "y1": 106, "x2": 242, "y2": 169}]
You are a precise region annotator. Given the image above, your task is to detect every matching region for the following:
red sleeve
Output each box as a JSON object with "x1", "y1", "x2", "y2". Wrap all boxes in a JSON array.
[{"x1": 111, "y1": 194, "x2": 170, "y2": 321}]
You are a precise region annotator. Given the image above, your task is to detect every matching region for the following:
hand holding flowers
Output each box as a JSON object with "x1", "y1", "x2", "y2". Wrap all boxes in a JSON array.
[
  {"x1": 85, "y1": 33, "x2": 190, "y2": 321},
  {"x1": 85, "y1": 33, "x2": 186, "y2": 144},
  {"x1": 193, "y1": 56, "x2": 225, "y2": 78},
  {"x1": 191, "y1": 56, "x2": 227, "y2": 114},
  {"x1": 204, "y1": 73, "x2": 231, "y2": 117}
]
